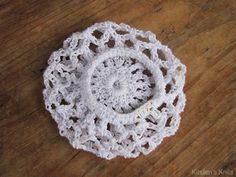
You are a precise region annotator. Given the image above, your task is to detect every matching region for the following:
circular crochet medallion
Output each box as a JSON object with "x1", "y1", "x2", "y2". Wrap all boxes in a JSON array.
[{"x1": 43, "y1": 21, "x2": 186, "y2": 159}]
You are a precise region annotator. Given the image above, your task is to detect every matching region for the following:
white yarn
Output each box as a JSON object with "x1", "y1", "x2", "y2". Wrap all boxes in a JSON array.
[{"x1": 43, "y1": 21, "x2": 186, "y2": 160}]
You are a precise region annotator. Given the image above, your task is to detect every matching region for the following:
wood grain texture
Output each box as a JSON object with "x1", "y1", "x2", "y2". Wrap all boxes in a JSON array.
[{"x1": 0, "y1": 0, "x2": 236, "y2": 177}]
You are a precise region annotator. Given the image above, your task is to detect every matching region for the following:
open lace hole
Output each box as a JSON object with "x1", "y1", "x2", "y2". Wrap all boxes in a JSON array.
[
  {"x1": 60, "y1": 99, "x2": 69, "y2": 105},
  {"x1": 131, "y1": 68, "x2": 139, "y2": 74},
  {"x1": 136, "y1": 35, "x2": 149, "y2": 42},
  {"x1": 165, "y1": 83, "x2": 172, "y2": 94},
  {"x1": 157, "y1": 103, "x2": 167, "y2": 111},
  {"x1": 51, "y1": 104, "x2": 56, "y2": 110},
  {"x1": 105, "y1": 39, "x2": 115, "y2": 48},
  {"x1": 172, "y1": 79, "x2": 176, "y2": 84},
  {"x1": 149, "y1": 83, "x2": 155, "y2": 89},
  {"x1": 176, "y1": 66, "x2": 182, "y2": 72},
  {"x1": 142, "y1": 69, "x2": 152, "y2": 77},
  {"x1": 94, "y1": 117, "x2": 98, "y2": 124},
  {"x1": 69, "y1": 126, "x2": 75, "y2": 131},
  {"x1": 160, "y1": 67, "x2": 167, "y2": 76},
  {"x1": 116, "y1": 30, "x2": 129, "y2": 35},
  {"x1": 157, "y1": 49, "x2": 166, "y2": 61},
  {"x1": 142, "y1": 142, "x2": 150, "y2": 149},
  {"x1": 125, "y1": 40, "x2": 134, "y2": 47},
  {"x1": 64, "y1": 56, "x2": 70, "y2": 61},
  {"x1": 89, "y1": 43, "x2": 98, "y2": 53},
  {"x1": 49, "y1": 80, "x2": 53, "y2": 88},
  {"x1": 145, "y1": 117, "x2": 158, "y2": 125},
  {"x1": 69, "y1": 117, "x2": 79, "y2": 123},
  {"x1": 107, "y1": 123, "x2": 111, "y2": 131},
  {"x1": 128, "y1": 135, "x2": 134, "y2": 142},
  {"x1": 77, "y1": 55, "x2": 85, "y2": 61},
  {"x1": 75, "y1": 39, "x2": 81, "y2": 48},
  {"x1": 143, "y1": 49, "x2": 151, "y2": 59},
  {"x1": 92, "y1": 30, "x2": 103, "y2": 39},
  {"x1": 165, "y1": 117, "x2": 172, "y2": 127},
  {"x1": 173, "y1": 96, "x2": 179, "y2": 106}
]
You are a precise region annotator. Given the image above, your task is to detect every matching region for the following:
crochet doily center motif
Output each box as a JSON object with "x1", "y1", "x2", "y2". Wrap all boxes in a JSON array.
[
  {"x1": 43, "y1": 21, "x2": 186, "y2": 160},
  {"x1": 89, "y1": 51, "x2": 155, "y2": 114}
]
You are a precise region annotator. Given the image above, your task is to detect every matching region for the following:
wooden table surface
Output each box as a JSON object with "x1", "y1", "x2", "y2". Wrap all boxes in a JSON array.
[{"x1": 0, "y1": 0, "x2": 236, "y2": 177}]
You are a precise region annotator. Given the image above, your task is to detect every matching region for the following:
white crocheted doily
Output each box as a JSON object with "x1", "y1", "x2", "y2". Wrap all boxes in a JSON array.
[{"x1": 43, "y1": 21, "x2": 186, "y2": 159}]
